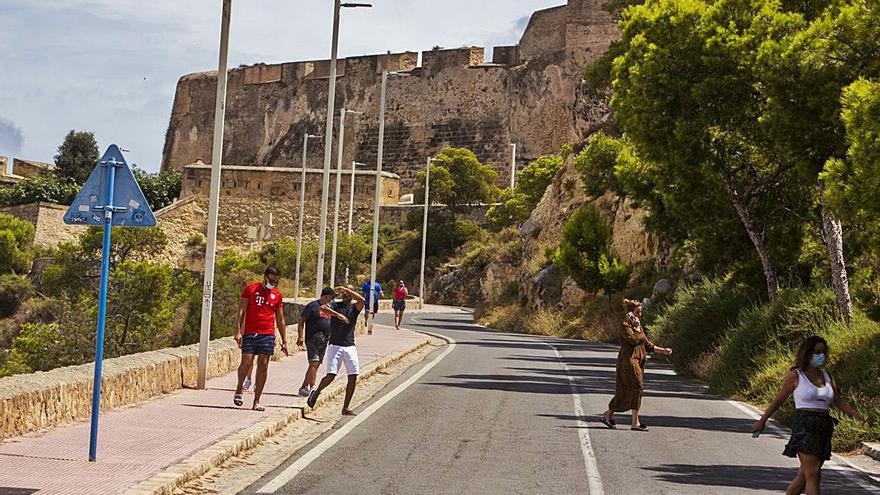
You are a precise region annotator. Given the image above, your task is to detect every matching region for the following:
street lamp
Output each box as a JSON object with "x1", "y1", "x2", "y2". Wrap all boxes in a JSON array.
[
  {"x1": 509, "y1": 142, "x2": 517, "y2": 189},
  {"x1": 330, "y1": 108, "x2": 362, "y2": 288},
  {"x1": 316, "y1": 0, "x2": 372, "y2": 297},
  {"x1": 367, "y1": 69, "x2": 409, "y2": 333},
  {"x1": 295, "y1": 133, "x2": 321, "y2": 301},
  {"x1": 344, "y1": 161, "x2": 367, "y2": 284},
  {"x1": 419, "y1": 157, "x2": 441, "y2": 304},
  {"x1": 197, "y1": 0, "x2": 233, "y2": 391}
]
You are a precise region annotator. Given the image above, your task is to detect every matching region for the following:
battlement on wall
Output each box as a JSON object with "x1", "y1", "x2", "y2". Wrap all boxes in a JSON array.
[
  {"x1": 182, "y1": 1, "x2": 614, "y2": 88},
  {"x1": 232, "y1": 46, "x2": 498, "y2": 87}
]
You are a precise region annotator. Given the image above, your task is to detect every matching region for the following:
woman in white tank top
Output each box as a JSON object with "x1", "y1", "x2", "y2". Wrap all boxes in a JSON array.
[{"x1": 751, "y1": 336, "x2": 864, "y2": 495}]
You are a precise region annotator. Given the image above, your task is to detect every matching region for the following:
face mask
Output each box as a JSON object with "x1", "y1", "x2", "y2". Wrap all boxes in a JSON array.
[
  {"x1": 810, "y1": 353, "x2": 826, "y2": 367},
  {"x1": 263, "y1": 279, "x2": 277, "y2": 290}
]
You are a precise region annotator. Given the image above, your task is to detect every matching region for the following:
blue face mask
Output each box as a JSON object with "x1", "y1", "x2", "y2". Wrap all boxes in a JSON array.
[{"x1": 810, "y1": 353, "x2": 827, "y2": 367}]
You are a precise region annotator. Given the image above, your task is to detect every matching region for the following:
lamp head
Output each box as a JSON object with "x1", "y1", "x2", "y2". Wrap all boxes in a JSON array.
[{"x1": 341, "y1": 2, "x2": 373, "y2": 7}]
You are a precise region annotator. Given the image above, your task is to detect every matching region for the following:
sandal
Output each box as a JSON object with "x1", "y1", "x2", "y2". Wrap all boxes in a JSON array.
[
  {"x1": 599, "y1": 414, "x2": 616, "y2": 429},
  {"x1": 631, "y1": 424, "x2": 648, "y2": 431},
  {"x1": 252, "y1": 403, "x2": 265, "y2": 412},
  {"x1": 233, "y1": 393, "x2": 243, "y2": 407}
]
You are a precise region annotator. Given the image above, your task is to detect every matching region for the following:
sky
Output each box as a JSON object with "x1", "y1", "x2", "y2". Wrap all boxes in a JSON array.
[{"x1": 0, "y1": 0, "x2": 563, "y2": 172}]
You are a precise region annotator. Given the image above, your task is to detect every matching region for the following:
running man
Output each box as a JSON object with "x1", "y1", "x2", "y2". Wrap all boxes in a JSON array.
[
  {"x1": 234, "y1": 266, "x2": 288, "y2": 411},
  {"x1": 307, "y1": 286, "x2": 365, "y2": 416},
  {"x1": 297, "y1": 287, "x2": 344, "y2": 396}
]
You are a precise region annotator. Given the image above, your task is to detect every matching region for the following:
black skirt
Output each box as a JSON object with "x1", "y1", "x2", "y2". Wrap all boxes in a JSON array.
[{"x1": 783, "y1": 411, "x2": 836, "y2": 461}]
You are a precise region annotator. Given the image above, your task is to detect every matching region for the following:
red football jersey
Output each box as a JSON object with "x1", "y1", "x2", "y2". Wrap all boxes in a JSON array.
[{"x1": 241, "y1": 282, "x2": 283, "y2": 335}]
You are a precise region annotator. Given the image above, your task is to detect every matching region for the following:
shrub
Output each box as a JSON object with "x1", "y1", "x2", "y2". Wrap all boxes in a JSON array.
[
  {"x1": 647, "y1": 278, "x2": 755, "y2": 378},
  {"x1": 0, "y1": 175, "x2": 80, "y2": 208},
  {"x1": 0, "y1": 213, "x2": 35, "y2": 274},
  {"x1": 551, "y1": 204, "x2": 631, "y2": 296},
  {"x1": 186, "y1": 233, "x2": 206, "y2": 248},
  {"x1": 0, "y1": 274, "x2": 34, "y2": 318}
]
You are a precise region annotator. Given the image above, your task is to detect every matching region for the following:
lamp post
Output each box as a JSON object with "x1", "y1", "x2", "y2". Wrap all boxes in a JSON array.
[
  {"x1": 197, "y1": 0, "x2": 232, "y2": 390},
  {"x1": 330, "y1": 108, "x2": 362, "y2": 288},
  {"x1": 367, "y1": 69, "x2": 408, "y2": 333},
  {"x1": 509, "y1": 142, "x2": 517, "y2": 189},
  {"x1": 344, "y1": 161, "x2": 366, "y2": 283},
  {"x1": 419, "y1": 157, "x2": 441, "y2": 304},
  {"x1": 316, "y1": 1, "x2": 372, "y2": 297},
  {"x1": 295, "y1": 133, "x2": 320, "y2": 301}
]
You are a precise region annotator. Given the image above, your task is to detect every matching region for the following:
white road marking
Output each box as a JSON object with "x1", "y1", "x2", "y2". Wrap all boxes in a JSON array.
[
  {"x1": 256, "y1": 331, "x2": 456, "y2": 493},
  {"x1": 544, "y1": 342, "x2": 605, "y2": 495}
]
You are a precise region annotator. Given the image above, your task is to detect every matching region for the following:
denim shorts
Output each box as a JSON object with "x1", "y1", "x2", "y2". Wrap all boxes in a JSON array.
[
  {"x1": 306, "y1": 332, "x2": 328, "y2": 363},
  {"x1": 241, "y1": 333, "x2": 275, "y2": 356},
  {"x1": 392, "y1": 299, "x2": 406, "y2": 311}
]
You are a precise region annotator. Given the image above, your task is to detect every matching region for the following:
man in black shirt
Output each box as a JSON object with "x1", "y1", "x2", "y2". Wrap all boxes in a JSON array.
[
  {"x1": 296, "y1": 287, "x2": 348, "y2": 397},
  {"x1": 307, "y1": 286, "x2": 365, "y2": 416}
]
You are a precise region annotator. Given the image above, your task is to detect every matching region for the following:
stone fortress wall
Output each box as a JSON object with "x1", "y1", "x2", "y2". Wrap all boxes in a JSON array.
[{"x1": 161, "y1": 0, "x2": 619, "y2": 194}]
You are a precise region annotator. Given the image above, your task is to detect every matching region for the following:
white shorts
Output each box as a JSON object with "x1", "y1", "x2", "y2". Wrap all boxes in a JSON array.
[{"x1": 325, "y1": 344, "x2": 360, "y2": 376}]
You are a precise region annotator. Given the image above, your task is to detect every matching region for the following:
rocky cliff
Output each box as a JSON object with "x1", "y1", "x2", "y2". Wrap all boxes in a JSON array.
[{"x1": 429, "y1": 150, "x2": 661, "y2": 309}]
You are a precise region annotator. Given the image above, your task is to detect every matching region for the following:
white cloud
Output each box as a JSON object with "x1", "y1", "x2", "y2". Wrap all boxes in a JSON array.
[{"x1": 1, "y1": 0, "x2": 563, "y2": 171}]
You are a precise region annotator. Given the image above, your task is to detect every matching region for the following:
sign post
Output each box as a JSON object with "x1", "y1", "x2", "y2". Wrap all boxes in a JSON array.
[{"x1": 63, "y1": 144, "x2": 156, "y2": 462}]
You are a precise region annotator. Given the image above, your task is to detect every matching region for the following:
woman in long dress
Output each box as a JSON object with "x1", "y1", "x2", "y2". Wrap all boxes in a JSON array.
[{"x1": 600, "y1": 298, "x2": 672, "y2": 431}]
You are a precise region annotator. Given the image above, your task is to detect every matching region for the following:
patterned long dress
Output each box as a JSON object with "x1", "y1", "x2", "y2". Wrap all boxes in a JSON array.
[{"x1": 607, "y1": 312, "x2": 656, "y2": 412}]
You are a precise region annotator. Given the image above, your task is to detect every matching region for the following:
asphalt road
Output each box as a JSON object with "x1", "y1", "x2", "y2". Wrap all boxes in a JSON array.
[{"x1": 244, "y1": 309, "x2": 880, "y2": 495}]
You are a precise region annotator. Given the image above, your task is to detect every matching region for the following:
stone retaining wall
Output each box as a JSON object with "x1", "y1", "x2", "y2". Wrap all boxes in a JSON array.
[{"x1": 0, "y1": 337, "x2": 241, "y2": 440}]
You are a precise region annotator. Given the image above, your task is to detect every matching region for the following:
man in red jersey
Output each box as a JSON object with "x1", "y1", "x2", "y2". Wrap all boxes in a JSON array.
[{"x1": 234, "y1": 266, "x2": 288, "y2": 411}]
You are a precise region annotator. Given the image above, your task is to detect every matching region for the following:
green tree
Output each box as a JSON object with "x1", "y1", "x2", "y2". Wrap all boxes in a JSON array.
[
  {"x1": 823, "y1": 79, "x2": 880, "y2": 220},
  {"x1": 486, "y1": 189, "x2": 531, "y2": 230},
  {"x1": 611, "y1": 0, "x2": 814, "y2": 300},
  {"x1": 428, "y1": 148, "x2": 499, "y2": 211},
  {"x1": 575, "y1": 132, "x2": 626, "y2": 197},
  {"x1": 132, "y1": 166, "x2": 182, "y2": 211},
  {"x1": 42, "y1": 227, "x2": 167, "y2": 296},
  {"x1": 54, "y1": 130, "x2": 99, "y2": 184},
  {"x1": 0, "y1": 213, "x2": 35, "y2": 274},
  {"x1": 487, "y1": 154, "x2": 563, "y2": 229},
  {"x1": 0, "y1": 175, "x2": 80, "y2": 207},
  {"x1": 414, "y1": 164, "x2": 455, "y2": 206},
  {"x1": 552, "y1": 204, "x2": 630, "y2": 294},
  {"x1": 105, "y1": 261, "x2": 176, "y2": 356},
  {"x1": 517, "y1": 155, "x2": 564, "y2": 207}
]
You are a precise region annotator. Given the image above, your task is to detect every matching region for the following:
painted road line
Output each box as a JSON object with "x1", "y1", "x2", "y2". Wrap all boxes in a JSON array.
[
  {"x1": 544, "y1": 342, "x2": 605, "y2": 495},
  {"x1": 256, "y1": 332, "x2": 456, "y2": 493}
]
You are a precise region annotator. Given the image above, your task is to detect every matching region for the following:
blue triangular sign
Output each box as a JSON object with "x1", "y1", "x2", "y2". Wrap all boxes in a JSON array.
[{"x1": 63, "y1": 145, "x2": 157, "y2": 227}]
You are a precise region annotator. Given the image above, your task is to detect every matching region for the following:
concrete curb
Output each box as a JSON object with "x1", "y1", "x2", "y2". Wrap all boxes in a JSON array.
[
  {"x1": 121, "y1": 334, "x2": 431, "y2": 495},
  {"x1": 864, "y1": 442, "x2": 880, "y2": 462}
]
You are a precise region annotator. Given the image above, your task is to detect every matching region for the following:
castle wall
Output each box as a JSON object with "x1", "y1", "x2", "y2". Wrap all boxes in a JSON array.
[
  {"x1": 160, "y1": 1, "x2": 618, "y2": 193},
  {"x1": 0, "y1": 202, "x2": 81, "y2": 248},
  {"x1": 180, "y1": 163, "x2": 399, "y2": 206}
]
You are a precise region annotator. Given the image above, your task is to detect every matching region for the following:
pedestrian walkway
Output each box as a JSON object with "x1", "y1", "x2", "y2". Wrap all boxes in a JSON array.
[{"x1": 0, "y1": 325, "x2": 427, "y2": 495}]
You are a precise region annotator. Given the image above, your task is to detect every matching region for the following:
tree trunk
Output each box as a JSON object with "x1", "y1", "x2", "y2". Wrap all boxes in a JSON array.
[
  {"x1": 721, "y1": 175, "x2": 781, "y2": 300},
  {"x1": 818, "y1": 182, "x2": 853, "y2": 324}
]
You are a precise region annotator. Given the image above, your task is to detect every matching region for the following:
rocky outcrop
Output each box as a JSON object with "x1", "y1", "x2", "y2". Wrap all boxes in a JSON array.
[{"x1": 482, "y1": 153, "x2": 662, "y2": 310}]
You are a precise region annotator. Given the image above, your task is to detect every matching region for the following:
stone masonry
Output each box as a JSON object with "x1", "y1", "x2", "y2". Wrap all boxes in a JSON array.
[{"x1": 161, "y1": 0, "x2": 618, "y2": 193}]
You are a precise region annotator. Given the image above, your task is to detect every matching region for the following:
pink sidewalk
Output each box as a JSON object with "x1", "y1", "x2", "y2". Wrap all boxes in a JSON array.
[{"x1": 0, "y1": 325, "x2": 427, "y2": 495}]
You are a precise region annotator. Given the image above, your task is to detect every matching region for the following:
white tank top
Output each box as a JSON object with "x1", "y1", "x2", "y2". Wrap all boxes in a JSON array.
[{"x1": 793, "y1": 369, "x2": 834, "y2": 410}]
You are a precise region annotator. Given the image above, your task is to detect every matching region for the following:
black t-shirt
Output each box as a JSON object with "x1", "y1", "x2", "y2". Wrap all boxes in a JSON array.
[
  {"x1": 329, "y1": 301, "x2": 361, "y2": 346},
  {"x1": 301, "y1": 300, "x2": 331, "y2": 337}
]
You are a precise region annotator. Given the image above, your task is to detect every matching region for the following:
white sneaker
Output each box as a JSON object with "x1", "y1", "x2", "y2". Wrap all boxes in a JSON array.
[
  {"x1": 243, "y1": 377, "x2": 252, "y2": 391},
  {"x1": 298, "y1": 386, "x2": 310, "y2": 397}
]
